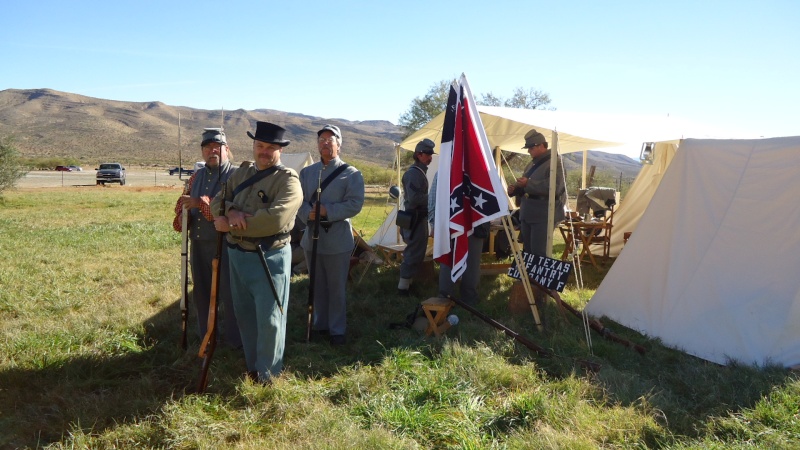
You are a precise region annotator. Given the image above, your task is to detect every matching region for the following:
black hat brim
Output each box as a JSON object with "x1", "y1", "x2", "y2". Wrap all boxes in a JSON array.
[{"x1": 247, "y1": 131, "x2": 290, "y2": 147}]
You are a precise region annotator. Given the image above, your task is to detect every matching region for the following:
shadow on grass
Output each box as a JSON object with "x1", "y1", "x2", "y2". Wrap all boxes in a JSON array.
[{"x1": 1, "y1": 259, "x2": 795, "y2": 448}]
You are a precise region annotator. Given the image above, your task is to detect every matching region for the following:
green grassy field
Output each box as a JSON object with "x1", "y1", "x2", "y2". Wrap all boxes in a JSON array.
[{"x1": 0, "y1": 186, "x2": 797, "y2": 449}]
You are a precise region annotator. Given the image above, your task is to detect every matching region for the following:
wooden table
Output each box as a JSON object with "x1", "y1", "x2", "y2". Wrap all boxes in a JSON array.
[{"x1": 558, "y1": 221, "x2": 610, "y2": 268}]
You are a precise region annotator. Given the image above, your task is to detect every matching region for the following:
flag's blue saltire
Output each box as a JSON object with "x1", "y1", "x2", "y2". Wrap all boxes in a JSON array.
[{"x1": 433, "y1": 74, "x2": 509, "y2": 281}]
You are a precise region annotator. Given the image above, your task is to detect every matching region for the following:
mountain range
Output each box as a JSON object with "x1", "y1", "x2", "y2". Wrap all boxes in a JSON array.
[{"x1": 0, "y1": 88, "x2": 641, "y2": 179}]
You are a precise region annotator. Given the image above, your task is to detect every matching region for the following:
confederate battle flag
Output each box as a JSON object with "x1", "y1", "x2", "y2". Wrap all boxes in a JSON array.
[{"x1": 433, "y1": 74, "x2": 509, "y2": 281}]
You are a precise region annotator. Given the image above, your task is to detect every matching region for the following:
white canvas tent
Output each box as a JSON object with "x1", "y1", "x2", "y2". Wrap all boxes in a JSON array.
[
  {"x1": 281, "y1": 152, "x2": 314, "y2": 173},
  {"x1": 607, "y1": 140, "x2": 680, "y2": 256},
  {"x1": 586, "y1": 137, "x2": 800, "y2": 367},
  {"x1": 368, "y1": 106, "x2": 737, "y2": 248}
]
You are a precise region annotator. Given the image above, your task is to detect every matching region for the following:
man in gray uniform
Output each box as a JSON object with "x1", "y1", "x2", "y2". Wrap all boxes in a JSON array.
[
  {"x1": 397, "y1": 138, "x2": 435, "y2": 296},
  {"x1": 172, "y1": 128, "x2": 241, "y2": 349},
  {"x1": 507, "y1": 129, "x2": 565, "y2": 323},
  {"x1": 428, "y1": 172, "x2": 488, "y2": 306},
  {"x1": 211, "y1": 121, "x2": 302, "y2": 383},
  {"x1": 507, "y1": 129, "x2": 565, "y2": 257},
  {"x1": 298, "y1": 124, "x2": 365, "y2": 346}
]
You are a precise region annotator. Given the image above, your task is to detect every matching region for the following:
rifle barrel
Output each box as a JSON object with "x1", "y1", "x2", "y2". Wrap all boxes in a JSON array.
[{"x1": 305, "y1": 172, "x2": 322, "y2": 342}]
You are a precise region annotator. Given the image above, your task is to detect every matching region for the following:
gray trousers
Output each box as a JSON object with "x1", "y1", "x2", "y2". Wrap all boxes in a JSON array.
[
  {"x1": 438, "y1": 234, "x2": 484, "y2": 305},
  {"x1": 190, "y1": 239, "x2": 241, "y2": 348},
  {"x1": 399, "y1": 220, "x2": 428, "y2": 279},
  {"x1": 304, "y1": 249, "x2": 350, "y2": 336},
  {"x1": 520, "y1": 220, "x2": 549, "y2": 258},
  {"x1": 228, "y1": 244, "x2": 291, "y2": 380}
]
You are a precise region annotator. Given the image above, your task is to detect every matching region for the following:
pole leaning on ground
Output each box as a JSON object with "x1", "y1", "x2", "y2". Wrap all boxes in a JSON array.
[{"x1": 305, "y1": 171, "x2": 323, "y2": 343}]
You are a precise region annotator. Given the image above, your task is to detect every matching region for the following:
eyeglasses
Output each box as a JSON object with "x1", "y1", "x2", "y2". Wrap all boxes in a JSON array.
[
  {"x1": 528, "y1": 143, "x2": 541, "y2": 148},
  {"x1": 318, "y1": 137, "x2": 338, "y2": 144}
]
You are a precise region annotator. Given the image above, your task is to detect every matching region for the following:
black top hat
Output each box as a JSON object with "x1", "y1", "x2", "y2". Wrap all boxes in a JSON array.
[{"x1": 247, "y1": 122, "x2": 290, "y2": 147}]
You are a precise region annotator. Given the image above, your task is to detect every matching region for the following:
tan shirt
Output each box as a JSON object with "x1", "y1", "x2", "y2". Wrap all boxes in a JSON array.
[{"x1": 211, "y1": 161, "x2": 303, "y2": 251}]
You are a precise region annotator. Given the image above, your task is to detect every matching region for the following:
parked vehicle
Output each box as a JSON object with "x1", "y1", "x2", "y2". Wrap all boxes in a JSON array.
[
  {"x1": 68, "y1": 165, "x2": 83, "y2": 171},
  {"x1": 55, "y1": 165, "x2": 73, "y2": 172},
  {"x1": 96, "y1": 163, "x2": 126, "y2": 185},
  {"x1": 168, "y1": 162, "x2": 205, "y2": 176},
  {"x1": 168, "y1": 167, "x2": 193, "y2": 176}
]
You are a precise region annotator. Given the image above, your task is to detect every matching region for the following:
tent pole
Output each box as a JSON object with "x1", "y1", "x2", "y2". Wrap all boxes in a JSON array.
[
  {"x1": 581, "y1": 149, "x2": 588, "y2": 190},
  {"x1": 546, "y1": 131, "x2": 559, "y2": 258}
]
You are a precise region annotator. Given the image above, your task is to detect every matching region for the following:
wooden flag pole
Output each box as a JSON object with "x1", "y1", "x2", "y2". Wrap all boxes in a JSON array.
[{"x1": 500, "y1": 214, "x2": 543, "y2": 332}]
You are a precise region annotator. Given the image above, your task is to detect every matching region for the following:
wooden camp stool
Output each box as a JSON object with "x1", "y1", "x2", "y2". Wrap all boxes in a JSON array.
[
  {"x1": 421, "y1": 297, "x2": 455, "y2": 337},
  {"x1": 375, "y1": 243, "x2": 406, "y2": 263}
]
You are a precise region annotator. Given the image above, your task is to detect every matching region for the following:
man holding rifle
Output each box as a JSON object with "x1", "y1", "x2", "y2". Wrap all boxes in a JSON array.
[
  {"x1": 173, "y1": 128, "x2": 241, "y2": 350},
  {"x1": 298, "y1": 125, "x2": 364, "y2": 346},
  {"x1": 212, "y1": 122, "x2": 302, "y2": 384}
]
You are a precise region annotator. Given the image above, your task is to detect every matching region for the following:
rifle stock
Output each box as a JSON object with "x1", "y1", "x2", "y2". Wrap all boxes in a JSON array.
[
  {"x1": 180, "y1": 203, "x2": 189, "y2": 350},
  {"x1": 305, "y1": 171, "x2": 322, "y2": 342},
  {"x1": 197, "y1": 177, "x2": 226, "y2": 393}
]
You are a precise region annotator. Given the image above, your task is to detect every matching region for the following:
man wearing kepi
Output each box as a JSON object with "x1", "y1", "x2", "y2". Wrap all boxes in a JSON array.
[
  {"x1": 172, "y1": 128, "x2": 241, "y2": 349},
  {"x1": 507, "y1": 129, "x2": 566, "y2": 322},
  {"x1": 298, "y1": 124, "x2": 365, "y2": 346},
  {"x1": 397, "y1": 138, "x2": 434, "y2": 296},
  {"x1": 211, "y1": 121, "x2": 302, "y2": 383},
  {"x1": 507, "y1": 129, "x2": 566, "y2": 257}
]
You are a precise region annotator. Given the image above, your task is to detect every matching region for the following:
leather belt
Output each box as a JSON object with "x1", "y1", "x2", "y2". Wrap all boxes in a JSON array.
[
  {"x1": 227, "y1": 231, "x2": 290, "y2": 252},
  {"x1": 524, "y1": 194, "x2": 546, "y2": 200}
]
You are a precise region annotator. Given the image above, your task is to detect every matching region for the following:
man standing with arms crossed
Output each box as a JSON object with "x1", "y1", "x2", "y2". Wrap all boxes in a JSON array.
[
  {"x1": 212, "y1": 121, "x2": 302, "y2": 383},
  {"x1": 298, "y1": 124, "x2": 365, "y2": 346},
  {"x1": 173, "y1": 128, "x2": 241, "y2": 349}
]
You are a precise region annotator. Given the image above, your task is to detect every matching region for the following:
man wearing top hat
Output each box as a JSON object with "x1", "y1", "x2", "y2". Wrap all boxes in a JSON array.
[
  {"x1": 298, "y1": 124, "x2": 365, "y2": 346},
  {"x1": 211, "y1": 121, "x2": 302, "y2": 383},
  {"x1": 397, "y1": 138, "x2": 435, "y2": 296},
  {"x1": 173, "y1": 128, "x2": 241, "y2": 349}
]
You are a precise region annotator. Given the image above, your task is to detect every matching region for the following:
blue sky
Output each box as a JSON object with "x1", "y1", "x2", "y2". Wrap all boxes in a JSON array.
[{"x1": 3, "y1": 0, "x2": 798, "y2": 139}]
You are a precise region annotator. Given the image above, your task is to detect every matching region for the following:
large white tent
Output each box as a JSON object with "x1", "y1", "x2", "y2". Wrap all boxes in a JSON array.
[{"x1": 586, "y1": 136, "x2": 800, "y2": 367}]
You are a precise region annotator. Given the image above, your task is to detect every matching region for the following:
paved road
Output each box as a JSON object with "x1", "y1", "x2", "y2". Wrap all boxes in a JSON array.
[{"x1": 17, "y1": 170, "x2": 188, "y2": 189}]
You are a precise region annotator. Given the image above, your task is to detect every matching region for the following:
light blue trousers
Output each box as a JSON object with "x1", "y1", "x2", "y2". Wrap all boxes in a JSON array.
[{"x1": 228, "y1": 244, "x2": 291, "y2": 381}]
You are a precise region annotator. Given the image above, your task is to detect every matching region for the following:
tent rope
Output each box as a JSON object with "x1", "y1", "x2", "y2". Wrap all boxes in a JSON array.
[{"x1": 556, "y1": 151, "x2": 593, "y2": 355}]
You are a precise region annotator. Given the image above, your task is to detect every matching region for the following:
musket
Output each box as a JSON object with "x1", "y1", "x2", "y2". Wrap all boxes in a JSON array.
[
  {"x1": 197, "y1": 176, "x2": 226, "y2": 392},
  {"x1": 180, "y1": 202, "x2": 189, "y2": 350},
  {"x1": 305, "y1": 170, "x2": 323, "y2": 342},
  {"x1": 528, "y1": 279, "x2": 647, "y2": 355},
  {"x1": 447, "y1": 295, "x2": 601, "y2": 373}
]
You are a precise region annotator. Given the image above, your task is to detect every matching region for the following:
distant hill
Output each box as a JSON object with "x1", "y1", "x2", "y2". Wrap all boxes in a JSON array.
[
  {"x1": 0, "y1": 88, "x2": 403, "y2": 167},
  {"x1": 0, "y1": 88, "x2": 642, "y2": 180}
]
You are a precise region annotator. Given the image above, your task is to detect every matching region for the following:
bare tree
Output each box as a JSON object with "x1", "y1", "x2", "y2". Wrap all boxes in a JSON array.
[
  {"x1": 478, "y1": 92, "x2": 504, "y2": 107},
  {"x1": 504, "y1": 87, "x2": 552, "y2": 110}
]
